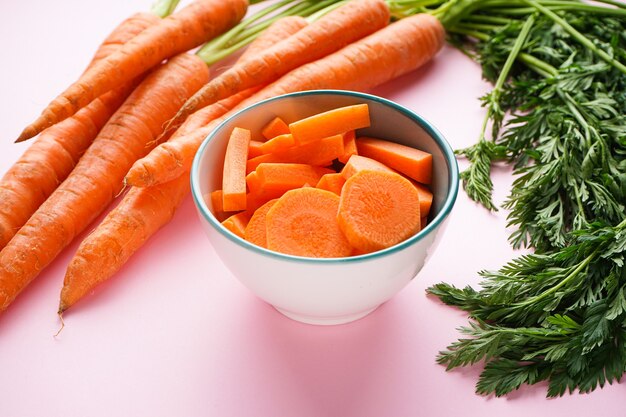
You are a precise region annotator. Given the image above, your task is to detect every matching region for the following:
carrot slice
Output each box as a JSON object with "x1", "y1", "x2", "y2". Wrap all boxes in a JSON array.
[
  {"x1": 338, "y1": 130, "x2": 357, "y2": 163},
  {"x1": 341, "y1": 154, "x2": 393, "y2": 179},
  {"x1": 289, "y1": 104, "x2": 370, "y2": 145},
  {"x1": 256, "y1": 163, "x2": 333, "y2": 198},
  {"x1": 248, "y1": 140, "x2": 265, "y2": 158},
  {"x1": 244, "y1": 199, "x2": 278, "y2": 248},
  {"x1": 316, "y1": 173, "x2": 346, "y2": 195},
  {"x1": 222, "y1": 127, "x2": 251, "y2": 211},
  {"x1": 259, "y1": 133, "x2": 294, "y2": 154},
  {"x1": 338, "y1": 170, "x2": 421, "y2": 253},
  {"x1": 266, "y1": 188, "x2": 352, "y2": 258},
  {"x1": 261, "y1": 116, "x2": 290, "y2": 140},
  {"x1": 356, "y1": 136, "x2": 432, "y2": 184},
  {"x1": 221, "y1": 212, "x2": 250, "y2": 238},
  {"x1": 413, "y1": 181, "x2": 433, "y2": 217}
]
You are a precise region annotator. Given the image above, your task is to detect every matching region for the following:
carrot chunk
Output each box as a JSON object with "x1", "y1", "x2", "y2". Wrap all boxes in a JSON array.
[
  {"x1": 316, "y1": 173, "x2": 346, "y2": 195},
  {"x1": 356, "y1": 136, "x2": 432, "y2": 184},
  {"x1": 289, "y1": 104, "x2": 371, "y2": 145},
  {"x1": 338, "y1": 130, "x2": 358, "y2": 163},
  {"x1": 255, "y1": 163, "x2": 332, "y2": 198},
  {"x1": 338, "y1": 170, "x2": 421, "y2": 253},
  {"x1": 261, "y1": 116, "x2": 290, "y2": 140},
  {"x1": 244, "y1": 199, "x2": 278, "y2": 248},
  {"x1": 413, "y1": 181, "x2": 433, "y2": 217},
  {"x1": 221, "y1": 212, "x2": 250, "y2": 238},
  {"x1": 266, "y1": 188, "x2": 352, "y2": 258},
  {"x1": 210, "y1": 189, "x2": 224, "y2": 213},
  {"x1": 341, "y1": 154, "x2": 393, "y2": 179},
  {"x1": 259, "y1": 133, "x2": 295, "y2": 154},
  {"x1": 248, "y1": 140, "x2": 265, "y2": 158},
  {"x1": 222, "y1": 127, "x2": 251, "y2": 211}
]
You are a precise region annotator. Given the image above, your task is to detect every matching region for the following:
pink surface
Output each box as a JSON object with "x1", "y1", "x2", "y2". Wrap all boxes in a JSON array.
[{"x1": 0, "y1": 1, "x2": 623, "y2": 416}]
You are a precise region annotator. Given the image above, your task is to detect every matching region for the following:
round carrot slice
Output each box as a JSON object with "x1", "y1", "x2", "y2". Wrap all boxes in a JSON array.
[
  {"x1": 245, "y1": 199, "x2": 278, "y2": 248},
  {"x1": 338, "y1": 170, "x2": 421, "y2": 253},
  {"x1": 266, "y1": 188, "x2": 352, "y2": 258}
]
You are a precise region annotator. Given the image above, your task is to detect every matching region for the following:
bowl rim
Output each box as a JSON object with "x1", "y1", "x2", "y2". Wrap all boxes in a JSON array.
[{"x1": 191, "y1": 89, "x2": 459, "y2": 264}]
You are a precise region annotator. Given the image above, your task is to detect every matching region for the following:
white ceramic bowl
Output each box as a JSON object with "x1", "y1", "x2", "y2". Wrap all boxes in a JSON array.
[{"x1": 191, "y1": 90, "x2": 459, "y2": 325}]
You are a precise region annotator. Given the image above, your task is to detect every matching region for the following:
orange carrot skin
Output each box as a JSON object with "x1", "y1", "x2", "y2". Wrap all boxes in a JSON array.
[
  {"x1": 0, "y1": 54, "x2": 209, "y2": 313},
  {"x1": 138, "y1": 13, "x2": 445, "y2": 185},
  {"x1": 167, "y1": 0, "x2": 390, "y2": 130},
  {"x1": 237, "y1": 16, "x2": 308, "y2": 63},
  {"x1": 0, "y1": 12, "x2": 159, "y2": 250},
  {"x1": 59, "y1": 173, "x2": 190, "y2": 312},
  {"x1": 289, "y1": 104, "x2": 370, "y2": 145},
  {"x1": 18, "y1": 0, "x2": 248, "y2": 141}
]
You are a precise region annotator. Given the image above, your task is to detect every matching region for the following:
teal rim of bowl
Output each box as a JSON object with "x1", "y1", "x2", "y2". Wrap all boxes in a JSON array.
[{"x1": 191, "y1": 89, "x2": 459, "y2": 264}]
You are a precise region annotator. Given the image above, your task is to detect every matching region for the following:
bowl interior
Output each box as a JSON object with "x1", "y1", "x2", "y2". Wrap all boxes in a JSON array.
[{"x1": 192, "y1": 90, "x2": 458, "y2": 259}]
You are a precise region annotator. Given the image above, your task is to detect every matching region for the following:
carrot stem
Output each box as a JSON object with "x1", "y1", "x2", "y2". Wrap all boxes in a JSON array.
[{"x1": 150, "y1": 0, "x2": 181, "y2": 17}]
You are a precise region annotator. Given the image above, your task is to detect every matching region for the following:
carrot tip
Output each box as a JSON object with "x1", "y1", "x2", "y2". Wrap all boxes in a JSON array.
[{"x1": 15, "y1": 130, "x2": 33, "y2": 143}]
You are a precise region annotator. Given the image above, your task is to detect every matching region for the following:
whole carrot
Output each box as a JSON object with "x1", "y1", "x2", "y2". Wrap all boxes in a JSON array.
[
  {"x1": 16, "y1": 0, "x2": 248, "y2": 142},
  {"x1": 133, "y1": 13, "x2": 446, "y2": 186},
  {"x1": 0, "y1": 54, "x2": 210, "y2": 313},
  {"x1": 0, "y1": 12, "x2": 160, "y2": 250},
  {"x1": 162, "y1": 0, "x2": 390, "y2": 134}
]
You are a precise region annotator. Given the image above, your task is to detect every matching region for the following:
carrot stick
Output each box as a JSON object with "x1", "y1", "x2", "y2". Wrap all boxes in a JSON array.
[
  {"x1": 244, "y1": 198, "x2": 278, "y2": 248},
  {"x1": 261, "y1": 116, "x2": 290, "y2": 140},
  {"x1": 0, "y1": 12, "x2": 160, "y2": 250},
  {"x1": 163, "y1": 0, "x2": 390, "y2": 133},
  {"x1": 222, "y1": 127, "x2": 251, "y2": 211},
  {"x1": 0, "y1": 54, "x2": 210, "y2": 313},
  {"x1": 129, "y1": 13, "x2": 445, "y2": 186},
  {"x1": 248, "y1": 140, "x2": 265, "y2": 158},
  {"x1": 289, "y1": 104, "x2": 370, "y2": 145},
  {"x1": 316, "y1": 173, "x2": 346, "y2": 195},
  {"x1": 255, "y1": 163, "x2": 333, "y2": 199},
  {"x1": 265, "y1": 187, "x2": 352, "y2": 258},
  {"x1": 210, "y1": 189, "x2": 224, "y2": 214},
  {"x1": 17, "y1": 0, "x2": 248, "y2": 142},
  {"x1": 356, "y1": 136, "x2": 433, "y2": 184},
  {"x1": 259, "y1": 134, "x2": 295, "y2": 154},
  {"x1": 337, "y1": 170, "x2": 421, "y2": 254},
  {"x1": 338, "y1": 130, "x2": 357, "y2": 163}
]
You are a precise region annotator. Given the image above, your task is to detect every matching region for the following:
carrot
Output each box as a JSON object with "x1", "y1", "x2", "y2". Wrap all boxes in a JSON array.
[
  {"x1": 265, "y1": 187, "x2": 352, "y2": 258},
  {"x1": 289, "y1": 104, "x2": 370, "y2": 145},
  {"x1": 222, "y1": 127, "x2": 251, "y2": 211},
  {"x1": 0, "y1": 54, "x2": 210, "y2": 313},
  {"x1": 247, "y1": 153, "x2": 280, "y2": 174},
  {"x1": 341, "y1": 154, "x2": 394, "y2": 179},
  {"x1": 413, "y1": 182, "x2": 433, "y2": 217},
  {"x1": 337, "y1": 170, "x2": 421, "y2": 254},
  {"x1": 246, "y1": 171, "x2": 262, "y2": 194},
  {"x1": 261, "y1": 116, "x2": 290, "y2": 140},
  {"x1": 244, "y1": 198, "x2": 278, "y2": 248},
  {"x1": 58, "y1": 174, "x2": 190, "y2": 313},
  {"x1": 248, "y1": 140, "x2": 265, "y2": 158},
  {"x1": 338, "y1": 130, "x2": 357, "y2": 163},
  {"x1": 163, "y1": 0, "x2": 390, "y2": 132},
  {"x1": 127, "y1": 13, "x2": 445, "y2": 186},
  {"x1": 255, "y1": 163, "x2": 333, "y2": 199},
  {"x1": 316, "y1": 173, "x2": 346, "y2": 195},
  {"x1": 0, "y1": 13, "x2": 160, "y2": 250},
  {"x1": 356, "y1": 136, "x2": 433, "y2": 184},
  {"x1": 259, "y1": 133, "x2": 294, "y2": 154},
  {"x1": 221, "y1": 212, "x2": 250, "y2": 239},
  {"x1": 237, "y1": 15, "x2": 308, "y2": 63},
  {"x1": 17, "y1": 0, "x2": 248, "y2": 142},
  {"x1": 210, "y1": 189, "x2": 224, "y2": 214}
]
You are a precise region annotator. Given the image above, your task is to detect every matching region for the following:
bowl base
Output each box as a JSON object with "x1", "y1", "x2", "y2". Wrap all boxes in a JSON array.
[{"x1": 273, "y1": 305, "x2": 380, "y2": 326}]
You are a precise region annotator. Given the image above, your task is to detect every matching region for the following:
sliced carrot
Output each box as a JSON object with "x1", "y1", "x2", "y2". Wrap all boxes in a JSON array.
[
  {"x1": 289, "y1": 104, "x2": 370, "y2": 145},
  {"x1": 275, "y1": 134, "x2": 344, "y2": 166},
  {"x1": 356, "y1": 136, "x2": 433, "y2": 184},
  {"x1": 338, "y1": 130, "x2": 357, "y2": 163},
  {"x1": 221, "y1": 212, "x2": 250, "y2": 238},
  {"x1": 259, "y1": 133, "x2": 294, "y2": 154},
  {"x1": 266, "y1": 188, "x2": 352, "y2": 258},
  {"x1": 341, "y1": 154, "x2": 393, "y2": 179},
  {"x1": 248, "y1": 140, "x2": 265, "y2": 158},
  {"x1": 245, "y1": 171, "x2": 262, "y2": 194},
  {"x1": 413, "y1": 181, "x2": 433, "y2": 217},
  {"x1": 210, "y1": 190, "x2": 224, "y2": 213},
  {"x1": 255, "y1": 163, "x2": 333, "y2": 199},
  {"x1": 421, "y1": 216, "x2": 428, "y2": 228},
  {"x1": 222, "y1": 127, "x2": 251, "y2": 211},
  {"x1": 244, "y1": 199, "x2": 278, "y2": 248},
  {"x1": 246, "y1": 153, "x2": 281, "y2": 174},
  {"x1": 316, "y1": 173, "x2": 346, "y2": 195},
  {"x1": 261, "y1": 116, "x2": 290, "y2": 140},
  {"x1": 338, "y1": 170, "x2": 421, "y2": 254}
]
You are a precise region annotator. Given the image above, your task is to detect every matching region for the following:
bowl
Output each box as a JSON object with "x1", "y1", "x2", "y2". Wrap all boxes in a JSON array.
[{"x1": 191, "y1": 90, "x2": 459, "y2": 325}]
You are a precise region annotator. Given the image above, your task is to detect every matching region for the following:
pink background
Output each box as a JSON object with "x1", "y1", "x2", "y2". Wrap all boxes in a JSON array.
[{"x1": 0, "y1": 1, "x2": 623, "y2": 416}]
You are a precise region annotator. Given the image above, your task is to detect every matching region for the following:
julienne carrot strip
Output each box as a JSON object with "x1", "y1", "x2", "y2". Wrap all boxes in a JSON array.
[
  {"x1": 356, "y1": 136, "x2": 433, "y2": 184},
  {"x1": 261, "y1": 116, "x2": 290, "y2": 140},
  {"x1": 222, "y1": 127, "x2": 251, "y2": 212},
  {"x1": 132, "y1": 13, "x2": 446, "y2": 186},
  {"x1": 17, "y1": 0, "x2": 248, "y2": 142},
  {"x1": 162, "y1": 0, "x2": 390, "y2": 133},
  {"x1": 0, "y1": 53, "x2": 210, "y2": 313},
  {"x1": 337, "y1": 170, "x2": 421, "y2": 254},
  {"x1": 265, "y1": 187, "x2": 352, "y2": 258},
  {"x1": 289, "y1": 104, "x2": 370, "y2": 145},
  {"x1": 244, "y1": 199, "x2": 278, "y2": 248},
  {"x1": 0, "y1": 12, "x2": 160, "y2": 250},
  {"x1": 338, "y1": 130, "x2": 357, "y2": 163}
]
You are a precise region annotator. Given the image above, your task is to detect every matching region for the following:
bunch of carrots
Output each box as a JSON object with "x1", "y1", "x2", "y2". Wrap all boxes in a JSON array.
[{"x1": 0, "y1": 0, "x2": 446, "y2": 318}]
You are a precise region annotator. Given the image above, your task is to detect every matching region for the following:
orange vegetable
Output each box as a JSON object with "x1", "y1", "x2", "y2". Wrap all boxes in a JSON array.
[
  {"x1": 247, "y1": 154, "x2": 279, "y2": 174},
  {"x1": 221, "y1": 212, "x2": 251, "y2": 239},
  {"x1": 356, "y1": 136, "x2": 433, "y2": 184},
  {"x1": 17, "y1": 0, "x2": 248, "y2": 142},
  {"x1": 289, "y1": 104, "x2": 370, "y2": 145},
  {"x1": 413, "y1": 181, "x2": 433, "y2": 217},
  {"x1": 261, "y1": 116, "x2": 290, "y2": 140},
  {"x1": 238, "y1": 16, "x2": 308, "y2": 63},
  {"x1": 222, "y1": 127, "x2": 252, "y2": 211},
  {"x1": 0, "y1": 53, "x2": 209, "y2": 313},
  {"x1": 244, "y1": 199, "x2": 278, "y2": 248},
  {"x1": 338, "y1": 130, "x2": 357, "y2": 163},
  {"x1": 248, "y1": 140, "x2": 265, "y2": 158},
  {"x1": 134, "y1": 13, "x2": 445, "y2": 185},
  {"x1": 273, "y1": 134, "x2": 345, "y2": 166},
  {"x1": 341, "y1": 154, "x2": 394, "y2": 179},
  {"x1": 254, "y1": 163, "x2": 333, "y2": 199},
  {"x1": 316, "y1": 173, "x2": 346, "y2": 195},
  {"x1": 265, "y1": 188, "x2": 352, "y2": 258},
  {"x1": 337, "y1": 170, "x2": 421, "y2": 253},
  {"x1": 0, "y1": 12, "x2": 159, "y2": 250},
  {"x1": 259, "y1": 133, "x2": 295, "y2": 154},
  {"x1": 163, "y1": 0, "x2": 390, "y2": 132},
  {"x1": 210, "y1": 189, "x2": 224, "y2": 213}
]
